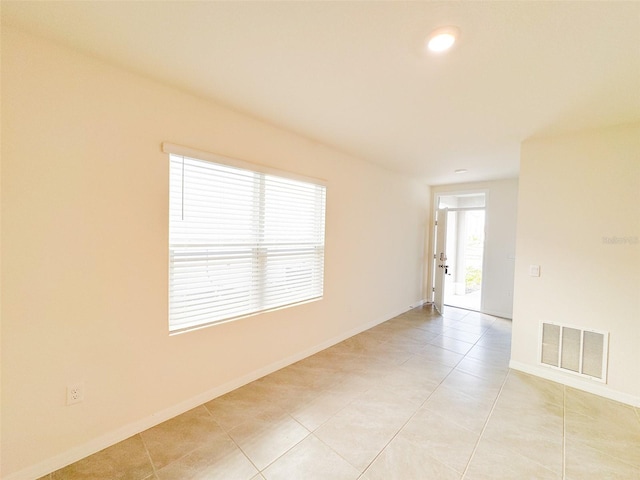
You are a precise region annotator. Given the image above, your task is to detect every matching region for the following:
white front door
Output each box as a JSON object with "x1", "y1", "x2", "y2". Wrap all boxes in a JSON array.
[{"x1": 433, "y1": 208, "x2": 448, "y2": 313}]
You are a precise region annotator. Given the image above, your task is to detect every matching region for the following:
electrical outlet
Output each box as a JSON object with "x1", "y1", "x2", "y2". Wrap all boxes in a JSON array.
[{"x1": 66, "y1": 383, "x2": 85, "y2": 405}]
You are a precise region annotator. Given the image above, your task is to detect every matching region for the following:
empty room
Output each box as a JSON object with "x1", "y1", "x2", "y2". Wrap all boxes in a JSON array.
[{"x1": 1, "y1": 2, "x2": 638, "y2": 479}]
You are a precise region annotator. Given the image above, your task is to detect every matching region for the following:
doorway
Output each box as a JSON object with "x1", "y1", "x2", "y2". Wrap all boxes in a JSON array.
[{"x1": 433, "y1": 192, "x2": 486, "y2": 312}]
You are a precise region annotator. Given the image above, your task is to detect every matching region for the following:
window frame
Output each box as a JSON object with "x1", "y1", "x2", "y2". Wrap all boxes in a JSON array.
[{"x1": 164, "y1": 143, "x2": 327, "y2": 334}]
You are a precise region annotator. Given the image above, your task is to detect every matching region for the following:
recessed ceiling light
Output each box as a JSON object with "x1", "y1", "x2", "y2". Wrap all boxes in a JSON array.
[
  {"x1": 427, "y1": 26, "x2": 459, "y2": 53},
  {"x1": 454, "y1": 169, "x2": 468, "y2": 174}
]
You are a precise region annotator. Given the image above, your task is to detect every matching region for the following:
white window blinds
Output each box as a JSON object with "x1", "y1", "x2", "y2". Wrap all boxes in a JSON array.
[{"x1": 168, "y1": 151, "x2": 326, "y2": 332}]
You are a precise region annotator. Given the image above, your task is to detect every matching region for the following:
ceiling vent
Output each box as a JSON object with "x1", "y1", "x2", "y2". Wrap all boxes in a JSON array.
[{"x1": 539, "y1": 322, "x2": 609, "y2": 382}]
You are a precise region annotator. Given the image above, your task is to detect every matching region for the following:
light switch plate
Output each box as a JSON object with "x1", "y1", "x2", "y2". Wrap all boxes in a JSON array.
[{"x1": 529, "y1": 265, "x2": 541, "y2": 277}]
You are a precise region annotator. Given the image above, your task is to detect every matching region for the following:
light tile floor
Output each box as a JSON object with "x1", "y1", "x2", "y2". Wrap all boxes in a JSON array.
[{"x1": 39, "y1": 305, "x2": 640, "y2": 479}]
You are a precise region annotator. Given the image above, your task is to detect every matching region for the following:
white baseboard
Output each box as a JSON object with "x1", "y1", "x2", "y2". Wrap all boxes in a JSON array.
[
  {"x1": 409, "y1": 299, "x2": 429, "y2": 309},
  {"x1": 3, "y1": 303, "x2": 416, "y2": 480},
  {"x1": 509, "y1": 360, "x2": 640, "y2": 408},
  {"x1": 479, "y1": 307, "x2": 512, "y2": 320}
]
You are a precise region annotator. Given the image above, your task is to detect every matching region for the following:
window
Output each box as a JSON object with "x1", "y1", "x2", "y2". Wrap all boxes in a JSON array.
[{"x1": 167, "y1": 147, "x2": 326, "y2": 333}]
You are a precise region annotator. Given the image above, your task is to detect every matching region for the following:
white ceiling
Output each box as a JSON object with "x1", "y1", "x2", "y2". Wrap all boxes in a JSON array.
[{"x1": 3, "y1": 1, "x2": 640, "y2": 185}]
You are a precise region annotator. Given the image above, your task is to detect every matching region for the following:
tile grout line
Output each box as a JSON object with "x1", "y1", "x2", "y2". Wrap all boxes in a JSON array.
[
  {"x1": 355, "y1": 377, "x2": 450, "y2": 476},
  {"x1": 350, "y1": 326, "x2": 466, "y2": 475},
  {"x1": 267, "y1": 314, "x2": 456, "y2": 477},
  {"x1": 562, "y1": 385, "x2": 566, "y2": 480},
  {"x1": 142, "y1": 407, "x2": 233, "y2": 478},
  {"x1": 353, "y1": 357, "x2": 453, "y2": 474},
  {"x1": 459, "y1": 367, "x2": 511, "y2": 479},
  {"x1": 357, "y1": 313, "x2": 495, "y2": 478},
  {"x1": 311, "y1": 431, "x2": 370, "y2": 476},
  {"x1": 561, "y1": 394, "x2": 640, "y2": 474},
  {"x1": 464, "y1": 373, "x2": 569, "y2": 479},
  {"x1": 202, "y1": 404, "x2": 312, "y2": 478},
  {"x1": 136, "y1": 433, "x2": 159, "y2": 479},
  {"x1": 256, "y1": 315, "x2": 440, "y2": 477},
  {"x1": 205, "y1": 404, "x2": 261, "y2": 475},
  {"x1": 257, "y1": 429, "x2": 314, "y2": 477}
]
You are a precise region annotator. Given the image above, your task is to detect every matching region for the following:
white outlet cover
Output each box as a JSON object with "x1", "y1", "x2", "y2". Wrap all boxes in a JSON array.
[
  {"x1": 529, "y1": 265, "x2": 541, "y2": 277},
  {"x1": 66, "y1": 383, "x2": 85, "y2": 405}
]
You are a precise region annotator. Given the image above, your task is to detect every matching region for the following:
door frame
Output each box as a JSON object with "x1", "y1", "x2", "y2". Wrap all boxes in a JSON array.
[
  {"x1": 433, "y1": 208, "x2": 448, "y2": 313},
  {"x1": 427, "y1": 188, "x2": 489, "y2": 311}
]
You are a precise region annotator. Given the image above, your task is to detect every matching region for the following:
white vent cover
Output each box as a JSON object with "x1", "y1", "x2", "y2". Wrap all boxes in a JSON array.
[{"x1": 539, "y1": 322, "x2": 609, "y2": 382}]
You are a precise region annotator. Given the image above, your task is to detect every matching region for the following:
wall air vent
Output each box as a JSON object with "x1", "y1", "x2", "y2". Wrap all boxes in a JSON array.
[{"x1": 539, "y1": 322, "x2": 609, "y2": 382}]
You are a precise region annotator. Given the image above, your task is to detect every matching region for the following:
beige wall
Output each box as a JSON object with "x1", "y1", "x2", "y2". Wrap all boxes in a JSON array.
[
  {"x1": 0, "y1": 28, "x2": 429, "y2": 478},
  {"x1": 429, "y1": 178, "x2": 519, "y2": 319},
  {"x1": 511, "y1": 123, "x2": 640, "y2": 406}
]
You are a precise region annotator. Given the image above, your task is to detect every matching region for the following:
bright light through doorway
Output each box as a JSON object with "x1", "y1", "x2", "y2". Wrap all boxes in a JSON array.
[{"x1": 439, "y1": 193, "x2": 486, "y2": 312}]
